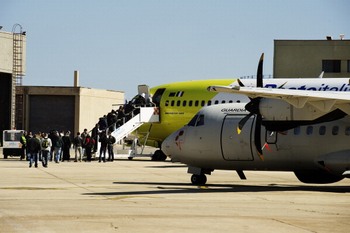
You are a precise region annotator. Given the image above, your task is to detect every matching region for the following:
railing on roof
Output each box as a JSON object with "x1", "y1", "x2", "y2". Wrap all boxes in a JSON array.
[{"x1": 239, "y1": 75, "x2": 273, "y2": 79}]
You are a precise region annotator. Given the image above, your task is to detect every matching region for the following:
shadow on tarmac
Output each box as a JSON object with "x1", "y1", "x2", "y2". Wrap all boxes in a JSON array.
[{"x1": 83, "y1": 181, "x2": 350, "y2": 197}]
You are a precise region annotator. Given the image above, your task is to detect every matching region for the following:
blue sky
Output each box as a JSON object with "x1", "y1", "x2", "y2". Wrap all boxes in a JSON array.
[{"x1": 1, "y1": 0, "x2": 349, "y2": 99}]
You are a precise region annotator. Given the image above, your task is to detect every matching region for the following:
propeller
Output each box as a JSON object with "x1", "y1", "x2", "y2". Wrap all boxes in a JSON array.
[{"x1": 237, "y1": 53, "x2": 264, "y2": 160}]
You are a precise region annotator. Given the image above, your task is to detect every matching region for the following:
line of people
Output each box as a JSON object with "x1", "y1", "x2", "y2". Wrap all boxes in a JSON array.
[{"x1": 21, "y1": 128, "x2": 116, "y2": 168}]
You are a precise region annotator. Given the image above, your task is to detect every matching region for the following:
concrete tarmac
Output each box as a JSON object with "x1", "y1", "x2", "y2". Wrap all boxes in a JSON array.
[{"x1": 0, "y1": 154, "x2": 349, "y2": 233}]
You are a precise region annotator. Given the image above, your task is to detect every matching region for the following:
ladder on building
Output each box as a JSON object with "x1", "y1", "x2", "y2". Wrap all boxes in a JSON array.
[{"x1": 11, "y1": 24, "x2": 25, "y2": 129}]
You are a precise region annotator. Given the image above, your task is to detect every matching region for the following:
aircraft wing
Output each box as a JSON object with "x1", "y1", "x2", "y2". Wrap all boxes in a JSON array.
[{"x1": 208, "y1": 85, "x2": 350, "y2": 114}]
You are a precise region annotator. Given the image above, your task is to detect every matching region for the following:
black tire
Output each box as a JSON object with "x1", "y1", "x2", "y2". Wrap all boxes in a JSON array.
[
  {"x1": 191, "y1": 174, "x2": 207, "y2": 185},
  {"x1": 152, "y1": 150, "x2": 167, "y2": 161}
]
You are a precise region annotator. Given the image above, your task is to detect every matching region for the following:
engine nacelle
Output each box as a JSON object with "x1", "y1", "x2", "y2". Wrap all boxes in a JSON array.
[{"x1": 259, "y1": 98, "x2": 331, "y2": 121}]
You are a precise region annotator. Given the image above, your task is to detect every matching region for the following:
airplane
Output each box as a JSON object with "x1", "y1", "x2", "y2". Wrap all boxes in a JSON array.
[
  {"x1": 132, "y1": 74, "x2": 350, "y2": 161},
  {"x1": 161, "y1": 54, "x2": 350, "y2": 185},
  {"x1": 132, "y1": 79, "x2": 250, "y2": 160}
]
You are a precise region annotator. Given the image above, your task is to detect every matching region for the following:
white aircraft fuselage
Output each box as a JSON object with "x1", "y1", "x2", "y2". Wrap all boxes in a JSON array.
[{"x1": 161, "y1": 78, "x2": 350, "y2": 185}]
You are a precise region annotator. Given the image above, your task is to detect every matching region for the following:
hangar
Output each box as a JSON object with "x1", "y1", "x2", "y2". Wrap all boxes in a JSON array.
[{"x1": 0, "y1": 27, "x2": 124, "y2": 143}]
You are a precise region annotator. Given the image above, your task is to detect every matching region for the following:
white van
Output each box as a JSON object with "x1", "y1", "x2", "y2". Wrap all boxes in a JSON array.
[{"x1": 3, "y1": 130, "x2": 25, "y2": 159}]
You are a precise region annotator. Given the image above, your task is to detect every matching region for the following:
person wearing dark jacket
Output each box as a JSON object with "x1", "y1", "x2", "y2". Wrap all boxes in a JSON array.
[
  {"x1": 84, "y1": 134, "x2": 95, "y2": 162},
  {"x1": 98, "y1": 131, "x2": 108, "y2": 163},
  {"x1": 62, "y1": 131, "x2": 72, "y2": 162},
  {"x1": 27, "y1": 134, "x2": 41, "y2": 168}
]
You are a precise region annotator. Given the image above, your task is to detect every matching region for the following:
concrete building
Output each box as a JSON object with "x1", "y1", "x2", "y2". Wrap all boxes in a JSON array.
[
  {"x1": 16, "y1": 83, "x2": 124, "y2": 136},
  {"x1": 274, "y1": 38, "x2": 350, "y2": 78}
]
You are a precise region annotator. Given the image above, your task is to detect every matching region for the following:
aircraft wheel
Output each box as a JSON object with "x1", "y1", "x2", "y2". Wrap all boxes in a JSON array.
[
  {"x1": 191, "y1": 174, "x2": 207, "y2": 185},
  {"x1": 128, "y1": 157, "x2": 133, "y2": 160},
  {"x1": 152, "y1": 150, "x2": 167, "y2": 161}
]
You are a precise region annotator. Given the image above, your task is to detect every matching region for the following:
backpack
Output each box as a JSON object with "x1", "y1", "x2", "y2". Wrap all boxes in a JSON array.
[{"x1": 42, "y1": 139, "x2": 49, "y2": 149}]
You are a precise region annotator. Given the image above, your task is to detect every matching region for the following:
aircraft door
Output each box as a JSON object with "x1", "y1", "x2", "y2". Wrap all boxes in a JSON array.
[{"x1": 221, "y1": 115, "x2": 254, "y2": 161}]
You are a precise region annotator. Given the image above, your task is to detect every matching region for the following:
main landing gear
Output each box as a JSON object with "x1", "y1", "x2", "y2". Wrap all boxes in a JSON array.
[{"x1": 190, "y1": 174, "x2": 207, "y2": 186}]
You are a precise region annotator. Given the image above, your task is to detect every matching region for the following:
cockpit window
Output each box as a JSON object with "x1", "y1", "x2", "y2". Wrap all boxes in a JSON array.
[
  {"x1": 187, "y1": 114, "x2": 204, "y2": 127},
  {"x1": 196, "y1": 114, "x2": 204, "y2": 126},
  {"x1": 188, "y1": 114, "x2": 199, "y2": 126}
]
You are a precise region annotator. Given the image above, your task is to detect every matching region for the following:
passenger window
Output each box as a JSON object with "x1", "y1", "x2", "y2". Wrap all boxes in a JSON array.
[
  {"x1": 165, "y1": 100, "x2": 169, "y2": 107},
  {"x1": 214, "y1": 100, "x2": 219, "y2": 105},
  {"x1": 201, "y1": 100, "x2": 205, "y2": 106},
  {"x1": 306, "y1": 126, "x2": 313, "y2": 135},
  {"x1": 207, "y1": 100, "x2": 212, "y2": 106},
  {"x1": 221, "y1": 100, "x2": 226, "y2": 104},
  {"x1": 294, "y1": 127, "x2": 301, "y2": 135},
  {"x1": 177, "y1": 100, "x2": 181, "y2": 107},
  {"x1": 229, "y1": 100, "x2": 233, "y2": 103},
  {"x1": 195, "y1": 100, "x2": 199, "y2": 107},
  {"x1": 319, "y1": 126, "x2": 326, "y2": 135},
  {"x1": 182, "y1": 100, "x2": 187, "y2": 107},
  {"x1": 346, "y1": 127, "x2": 350, "y2": 136},
  {"x1": 332, "y1": 126, "x2": 339, "y2": 135},
  {"x1": 171, "y1": 100, "x2": 175, "y2": 106},
  {"x1": 189, "y1": 100, "x2": 193, "y2": 107}
]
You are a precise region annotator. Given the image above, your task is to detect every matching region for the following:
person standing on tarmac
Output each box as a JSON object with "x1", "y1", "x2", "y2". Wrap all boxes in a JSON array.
[
  {"x1": 84, "y1": 134, "x2": 95, "y2": 162},
  {"x1": 73, "y1": 132, "x2": 83, "y2": 162},
  {"x1": 27, "y1": 133, "x2": 41, "y2": 168},
  {"x1": 20, "y1": 131, "x2": 27, "y2": 160},
  {"x1": 98, "y1": 131, "x2": 108, "y2": 163},
  {"x1": 41, "y1": 133, "x2": 52, "y2": 167},
  {"x1": 107, "y1": 131, "x2": 116, "y2": 162}
]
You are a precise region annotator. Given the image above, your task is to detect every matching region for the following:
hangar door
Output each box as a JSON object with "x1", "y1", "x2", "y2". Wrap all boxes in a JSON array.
[{"x1": 29, "y1": 95, "x2": 75, "y2": 134}]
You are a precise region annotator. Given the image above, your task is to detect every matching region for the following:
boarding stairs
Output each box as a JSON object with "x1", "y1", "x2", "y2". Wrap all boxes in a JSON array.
[
  {"x1": 108, "y1": 107, "x2": 159, "y2": 159},
  {"x1": 111, "y1": 107, "x2": 159, "y2": 142}
]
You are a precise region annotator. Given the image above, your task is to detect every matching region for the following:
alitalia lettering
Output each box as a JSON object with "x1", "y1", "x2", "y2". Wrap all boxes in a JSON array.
[{"x1": 264, "y1": 83, "x2": 350, "y2": 92}]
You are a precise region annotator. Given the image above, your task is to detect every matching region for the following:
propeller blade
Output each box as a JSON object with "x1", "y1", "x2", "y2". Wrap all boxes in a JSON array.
[
  {"x1": 254, "y1": 114, "x2": 264, "y2": 160},
  {"x1": 237, "y1": 112, "x2": 253, "y2": 134},
  {"x1": 257, "y1": 53, "x2": 264, "y2": 88}
]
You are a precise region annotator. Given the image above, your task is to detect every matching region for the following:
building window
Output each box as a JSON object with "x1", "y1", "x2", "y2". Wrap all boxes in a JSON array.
[
  {"x1": 348, "y1": 60, "x2": 350, "y2": 73},
  {"x1": 322, "y1": 60, "x2": 341, "y2": 73}
]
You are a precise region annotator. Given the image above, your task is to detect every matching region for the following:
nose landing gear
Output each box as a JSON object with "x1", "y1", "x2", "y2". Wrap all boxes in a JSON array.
[{"x1": 191, "y1": 174, "x2": 207, "y2": 185}]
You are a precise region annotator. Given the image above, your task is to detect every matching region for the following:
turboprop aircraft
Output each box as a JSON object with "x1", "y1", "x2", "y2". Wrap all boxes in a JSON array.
[
  {"x1": 132, "y1": 75, "x2": 350, "y2": 160},
  {"x1": 161, "y1": 54, "x2": 350, "y2": 185}
]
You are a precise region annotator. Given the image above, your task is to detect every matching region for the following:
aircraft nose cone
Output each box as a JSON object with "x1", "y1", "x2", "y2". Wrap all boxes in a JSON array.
[
  {"x1": 161, "y1": 129, "x2": 183, "y2": 162},
  {"x1": 161, "y1": 133, "x2": 174, "y2": 157}
]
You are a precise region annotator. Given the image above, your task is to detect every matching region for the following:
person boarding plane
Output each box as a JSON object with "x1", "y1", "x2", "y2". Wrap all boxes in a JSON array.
[{"x1": 161, "y1": 54, "x2": 350, "y2": 185}]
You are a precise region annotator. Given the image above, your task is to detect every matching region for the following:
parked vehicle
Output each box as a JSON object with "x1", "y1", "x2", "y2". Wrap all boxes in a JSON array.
[{"x1": 2, "y1": 130, "x2": 24, "y2": 159}]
